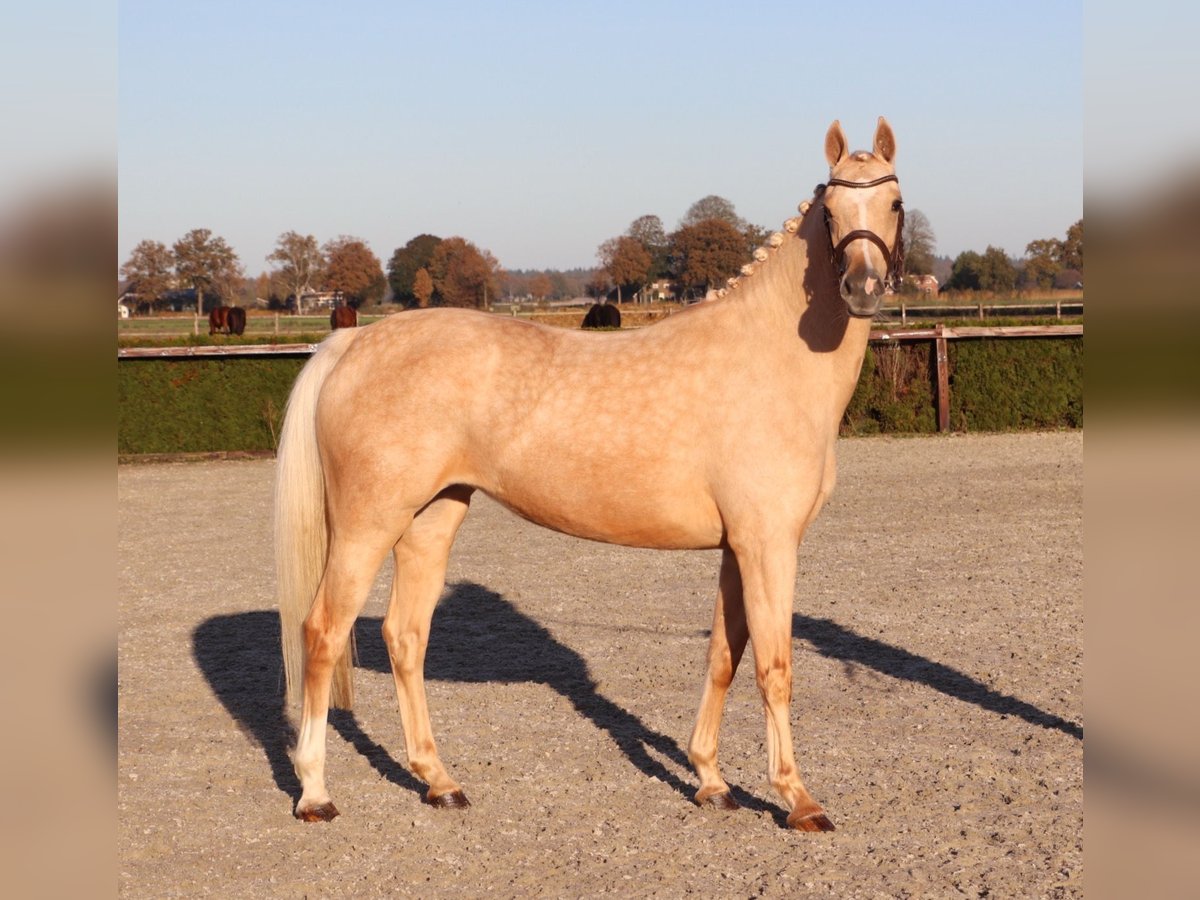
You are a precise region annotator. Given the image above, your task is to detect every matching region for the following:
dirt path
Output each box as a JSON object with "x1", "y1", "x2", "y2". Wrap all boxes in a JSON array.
[{"x1": 118, "y1": 432, "x2": 1082, "y2": 898}]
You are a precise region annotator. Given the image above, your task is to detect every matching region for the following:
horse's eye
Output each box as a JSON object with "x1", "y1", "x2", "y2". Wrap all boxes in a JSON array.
[{"x1": 892, "y1": 199, "x2": 904, "y2": 213}]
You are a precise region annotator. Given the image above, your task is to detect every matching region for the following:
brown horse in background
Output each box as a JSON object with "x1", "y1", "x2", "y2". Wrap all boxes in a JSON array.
[
  {"x1": 330, "y1": 306, "x2": 358, "y2": 330},
  {"x1": 208, "y1": 306, "x2": 230, "y2": 335},
  {"x1": 227, "y1": 306, "x2": 246, "y2": 335},
  {"x1": 276, "y1": 118, "x2": 905, "y2": 831}
]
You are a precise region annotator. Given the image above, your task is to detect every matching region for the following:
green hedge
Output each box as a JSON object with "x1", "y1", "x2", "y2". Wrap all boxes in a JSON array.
[
  {"x1": 949, "y1": 337, "x2": 1083, "y2": 431},
  {"x1": 842, "y1": 337, "x2": 1082, "y2": 435},
  {"x1": 117, "y1": 337, "x2": 1083, "y2": 454},
  {"x1": 117, "y1": 357, "x2": 305, "y2": 454}
]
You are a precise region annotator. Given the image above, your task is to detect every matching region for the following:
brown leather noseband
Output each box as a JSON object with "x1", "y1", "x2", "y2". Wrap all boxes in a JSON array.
[{"x1": 816, "y1": 174, "x2": 905, "y2": 290}]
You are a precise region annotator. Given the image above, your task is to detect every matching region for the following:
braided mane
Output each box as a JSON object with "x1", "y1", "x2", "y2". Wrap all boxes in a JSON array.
[{"x1": 708, "y1": 185, "x2": 823, "y2": 300}]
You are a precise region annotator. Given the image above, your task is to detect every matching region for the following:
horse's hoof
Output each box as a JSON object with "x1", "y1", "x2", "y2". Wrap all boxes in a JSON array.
[
  {"x1": 697, "y1": 791, "x2": 740, "y2": 811},
  {"x1": 295, "y1": 801, "x2": 339, "y2": 822},
  {"x1": 787, "y1": 810, "x2": 836, "y2": 832},
  {"x1": 425, "y1": 789, "x2": 471, "y2": 809}
]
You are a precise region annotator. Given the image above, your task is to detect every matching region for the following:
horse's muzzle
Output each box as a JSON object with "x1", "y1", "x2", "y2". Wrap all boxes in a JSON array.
[{"x1": 841, "y1": 270, "x2": 884, "y2": 319}]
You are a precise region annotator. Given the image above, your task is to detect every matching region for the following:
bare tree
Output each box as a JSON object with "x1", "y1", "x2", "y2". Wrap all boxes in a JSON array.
[
  {"x1": 267, "y1": 231, "x2": 325, "y2": 312},
  {"x1": 902, "y1": 209, "x2": 937, "y2": 276}
]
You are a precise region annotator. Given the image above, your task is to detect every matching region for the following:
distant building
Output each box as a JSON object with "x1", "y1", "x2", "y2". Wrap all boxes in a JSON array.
[
  {"x1": 296, "y1": 291, "x2": 344, "y2": 312},
  {"x1": 911, "y1": 274, "x2": 939, "y2": 296},
  {"x1": 639, "y1": 280, "x2": 676, "y2": 303}
]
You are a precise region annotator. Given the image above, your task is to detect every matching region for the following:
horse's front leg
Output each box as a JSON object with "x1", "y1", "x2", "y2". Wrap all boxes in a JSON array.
[
  {"x1": 688, "y1": 549, "x2": 748, "y2": 809},
  {"x1": 733, "y1": 533, "x2": 835, "y2": 832}
]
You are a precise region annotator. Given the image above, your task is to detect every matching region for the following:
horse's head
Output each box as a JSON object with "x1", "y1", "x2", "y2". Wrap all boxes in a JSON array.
[{"x1": 819, "y1": 117, "x2": 904, "y2": 319}]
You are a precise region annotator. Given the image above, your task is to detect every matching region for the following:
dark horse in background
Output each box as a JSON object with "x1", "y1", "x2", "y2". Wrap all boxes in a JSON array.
[
  {"x1": 581, "y1": 302, "x2": 621, "y2": 329},
  {"x1": 331, "y1": 306, "x2": 358, "y2": 330},
  {"x1": 227, "y1": 306, "x2": 246, "y2": 335}
]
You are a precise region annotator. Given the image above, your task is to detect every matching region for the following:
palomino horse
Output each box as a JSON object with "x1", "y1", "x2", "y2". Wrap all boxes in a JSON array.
[
  {"x1": 276, "y1": 118, "x2": 905, "y2": 831},
  {"x1": 330, "y1": 305, "x2": 358, "y2": 330}
]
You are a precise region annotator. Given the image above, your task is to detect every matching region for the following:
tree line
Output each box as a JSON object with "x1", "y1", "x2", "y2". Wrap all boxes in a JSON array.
[
  {"x1": 121, "y1": 229, "x2": 503, "y2": 314},
  {"x1": 591, "y1": 196, "x2": 950, "y2": 302},
  {"x1": 120, "y1": 208, "x2": 1082, "y2": 315},
  {"x1": 941, "y1": 220, "x2": 1083, "y2": 293}
]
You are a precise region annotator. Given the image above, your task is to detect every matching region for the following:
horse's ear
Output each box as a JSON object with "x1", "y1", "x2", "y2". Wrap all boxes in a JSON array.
[
  {"x1": 873, "y1": 117, "x2": 896, "y2": 164},
  {"x1": 825, "y1": 120, "x2": 849, "y2": 168}
]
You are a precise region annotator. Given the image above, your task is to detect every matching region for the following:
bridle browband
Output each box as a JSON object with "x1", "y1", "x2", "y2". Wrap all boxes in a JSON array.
[{"x1": 815, "y1": 173, "x2": 905, "y2": 290}]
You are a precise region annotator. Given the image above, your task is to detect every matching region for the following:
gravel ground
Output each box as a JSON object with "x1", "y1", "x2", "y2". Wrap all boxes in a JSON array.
[{"x1": 118, "y1": 431, "x2": 1082, "y2": 898}]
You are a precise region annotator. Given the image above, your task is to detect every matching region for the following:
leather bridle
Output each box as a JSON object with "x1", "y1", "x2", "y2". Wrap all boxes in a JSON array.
[{"x1": 816, "y1": 174, "x2": 905, "y2": 290}]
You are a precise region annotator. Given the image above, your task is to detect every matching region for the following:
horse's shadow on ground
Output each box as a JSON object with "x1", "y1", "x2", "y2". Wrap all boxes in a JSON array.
[
  {"x1": 192, "y1": 581, "x2": 1082, "y2": 818},
  {"x1": 191, "y1": 581, "x2": 775, "y2": 815}
]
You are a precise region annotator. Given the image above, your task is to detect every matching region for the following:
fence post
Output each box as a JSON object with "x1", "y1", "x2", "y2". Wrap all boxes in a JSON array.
[
  {"x1": 900, "y1": 301, "x2": 907, "y2": 325},
  {"x1": 274, "y1": 313, "x2": 280, "y2": 334},
  {"x1": 977, "y1": 303, "x2": 984, "y2": 321},
  {"x1": 193, "y1": 315, "x2": 199, "y2": 336},
  {"x1": 935, "y1": 324, "x2": 950, "y2": 432}
]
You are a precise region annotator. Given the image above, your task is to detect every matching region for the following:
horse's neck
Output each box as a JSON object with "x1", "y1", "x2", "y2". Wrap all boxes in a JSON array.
[{"x1": 717, "y1": 209, "x2": 872, "y2": 426}]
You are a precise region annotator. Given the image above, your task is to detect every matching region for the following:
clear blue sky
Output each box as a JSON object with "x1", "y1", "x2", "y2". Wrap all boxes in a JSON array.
[{"x1": 118, "y1": 0, "x2": 1081, "y2": 274}]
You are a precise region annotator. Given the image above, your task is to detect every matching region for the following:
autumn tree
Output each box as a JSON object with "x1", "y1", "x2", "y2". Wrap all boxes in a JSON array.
[
  {"x1": 322, "y1": 236, "x2": 386, "y2": 306},
  {"x1": 529, "y1": 272, "x2": 554, "y2": 301},
  {"x1": 120, "y1": 239, "x2": 175, "y2": 310},
  {"x1": 267, "y1": 231, "x2": 324, "y2": 310},
  {"x1": 388, "y1": 233, "x2": 442, "y2": 306},
  {"x1": 412, "y1": 267, "x2": 434, "y2": 308},
  {"x1": 669, "y1": 218, "x2": 748, "y2": 298},
  {"x1": 902, "y1": 209, "x2": 937, "y2": 276},
  {"x1": 428, "y1": 236, "x2": 500, "y2": 308},
  {"x1": 172, "y1": 228, "x2": 243, "y2": 314},
  {"x1": 597, "y1": 235, "x2": 651, "y2": 303}
]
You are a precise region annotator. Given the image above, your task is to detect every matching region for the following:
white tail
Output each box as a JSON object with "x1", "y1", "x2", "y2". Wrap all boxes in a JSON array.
[{"x1": 276, "y1": 328, "x2": 362, "y2": 709}]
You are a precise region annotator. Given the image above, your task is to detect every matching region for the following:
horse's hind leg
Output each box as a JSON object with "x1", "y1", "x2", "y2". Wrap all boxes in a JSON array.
[
  {"x1": 293, "y1": 533, "x2": 396, "y2": 822},
  {"x1": 382, "y1": 486, "x2": 474, "y2": 808},
  {"x1": 688, "y1": 549, "x2": 748, "y2": 810}
]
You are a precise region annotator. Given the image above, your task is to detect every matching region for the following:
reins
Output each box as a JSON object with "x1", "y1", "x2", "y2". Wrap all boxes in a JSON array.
[{"x1": 814, "y1": 174, "x2": 905, "y2": 290}]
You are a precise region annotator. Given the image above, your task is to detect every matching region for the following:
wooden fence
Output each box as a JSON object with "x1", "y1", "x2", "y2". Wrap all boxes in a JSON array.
[{"x1": 117, "y1": 323, "x2": 1082, "y2": 434}]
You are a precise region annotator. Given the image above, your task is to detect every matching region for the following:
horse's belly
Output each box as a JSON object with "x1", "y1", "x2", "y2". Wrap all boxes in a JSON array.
[{"x1": 484, "y1": 478, "x2": 724, "y2": 551}]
